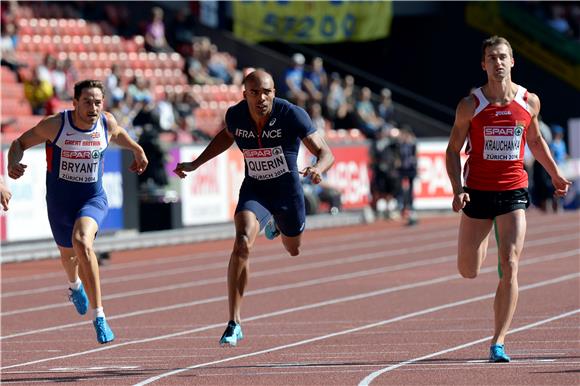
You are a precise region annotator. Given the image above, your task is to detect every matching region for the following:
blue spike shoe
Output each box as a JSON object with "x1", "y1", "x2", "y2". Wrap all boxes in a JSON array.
[
  {"x1": 489, "y1": 344, "x2": 511, "y2": 362},
  {"x1": 93, "y1": 317, "x2": 115, "y2": 344},
  {"x1": 264, "y1": 218, "x2": 280, "y2": 240},
  {"x1": 68, "y1": 284, "x2": 89, "y2": 315},
  {"x1": 219, "y1": 320, "x2": 244, "y2": 347}
]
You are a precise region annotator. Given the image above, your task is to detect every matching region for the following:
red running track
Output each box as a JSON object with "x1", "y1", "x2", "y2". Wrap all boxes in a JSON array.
[{"x1": 1, "y1": 210, "x2": 579, "y2": 385}]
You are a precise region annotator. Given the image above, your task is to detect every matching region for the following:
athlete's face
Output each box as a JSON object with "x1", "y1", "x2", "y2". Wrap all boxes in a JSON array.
[
  {"x1": 244, "y1": 73, "x2": 275, "y2": 118},
  {"x1": 482, "y1": 44, "x2": 514, "y2": 82},
  {"x1": 73, "y1": 87, "x2": 104, "y2": 125}
]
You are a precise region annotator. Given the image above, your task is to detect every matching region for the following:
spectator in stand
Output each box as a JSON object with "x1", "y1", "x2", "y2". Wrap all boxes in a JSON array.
[
  {"x1": 548, "y1": 124, "x2": 569, "y2": 212},
  {"x1": 104, "y1": 64, "x2": 124, "y2": 109},
  {"x1": 110, "y1": 93, "x2": 140, "y2": 140},
  {"x1": 62, "y1": 58, "x2": 79, "y2": 100},
  {"x1": 309, "y1": 102, "x2": 327, "y2": 133},
  {"x1": 144, "y1": 6, "x2": 172, "y2": 53},
  {"x1": 156, "y1": 90, "x2": 177, "y2": 132},
  {"x1": 24, "y1": 68, "x2": 54, "y2": 115},
  {"x1": 0, "y1": 21, "x2": 26, "y2": 79},
  {"x1": 167, "y1": 7, "x2": 196, "y2": 54},
  {"x1": 284, "y1": 53, "x2": 309, "y2": 107},
  {"x1": 377, "y1": 87, "x2": 395, "y2": 127},
  {"x1": 325, "y1": 73, "x2": 346, "y2": 122},
  {"x1": 127, "y1": 76, "x2": 153, "y2": 105},
  {"x1": 184, "y1": 40, "x2": 220, "y2": 85},
  {"x1": 531, "y1": 117, "x2": 555, "y2": 212},
  {"x1": 303, "y1": 56, "x2": 328, "y2": 104},
  {"x1": 370, "y1": 127, "x2": 401, "y2": 219},
  {"x1": 397, "y1": 126, "x2": 418, "y2": 225},
  {"x1": 51, "y1": 60, "x2": 68, "y2": 100},
  {"x1": 343, "y1": 74, "x2": 356, "y2": 105},
  {"x1": 547, "y1": 4, "x2": 573, "y2": 37},
  {"x1": 207, "y1": 45, "x2": 241, "y2": 84},
  {"x1": 355, "y1": 87, "x2": 385, "y2": 139},
  {"x1": 549, "y1": 125, "x2": 568, "y2": 166}
]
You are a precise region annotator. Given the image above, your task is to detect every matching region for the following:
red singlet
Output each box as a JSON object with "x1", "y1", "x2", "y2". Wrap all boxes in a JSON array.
[{"x1": 464, "y1": 86, "x2": 532, "y2": 191}]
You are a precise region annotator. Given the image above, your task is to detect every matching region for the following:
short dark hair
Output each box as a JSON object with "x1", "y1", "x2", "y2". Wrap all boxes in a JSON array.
[
  {"x1": 481, "y1": 36, "x2": 513, "y2": 60},
  {"x1": 74, "y1": 79, "x2": 105, "y2": 100}
]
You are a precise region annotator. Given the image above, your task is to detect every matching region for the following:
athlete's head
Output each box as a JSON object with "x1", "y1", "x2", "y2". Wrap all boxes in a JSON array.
[
  {"x1": 481, "y1": 36, "x2": 514, "y2": 82},
  {"x1": 243, "y1": 69, "x2": 275, "y2": 118},
  {"x1": 73, "y1": 79, "x2": 105, "y2": 126}
]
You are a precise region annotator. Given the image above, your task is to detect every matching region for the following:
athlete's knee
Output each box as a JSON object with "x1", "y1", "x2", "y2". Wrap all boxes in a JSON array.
[
  {"x1": 499, "y1": 258, "x2": 519, "y2": 281},
  {"x1": 71, "y1": 232, "x2": 94, "y2": 259},
  {"x1": 232, "y1": 234, "x2": 252, "y2": 260},
  {"x1": 283, "y1": 240, "x2": 301, "y2": 256},
  {"x1": 286, "y1": 245, "x2": 300, "y2": 257},
  {"x1": 457, "y1": 261, "x2": 479, "y2": 279},
  {"x1": 459, "y1": 267, "x2": 479, "y2": 279}
]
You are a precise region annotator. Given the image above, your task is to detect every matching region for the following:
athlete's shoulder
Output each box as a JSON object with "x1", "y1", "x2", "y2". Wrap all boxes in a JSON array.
[
  {"x1": 456, "y1": 93, "x2": 477, "y2": 118},
  {"x1": 516, "y1": 83, "x2": 540, "y2": 115}
]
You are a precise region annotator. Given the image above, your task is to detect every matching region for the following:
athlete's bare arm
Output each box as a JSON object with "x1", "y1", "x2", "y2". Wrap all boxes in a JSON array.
[
  {"x1": 446, "y1": 96, "x2": 475, "y2": 212},
  {"x1": 173, "y1": 128, "x2": 235, "y2": 178},
  {"x1": 525, "y1": 94, "x2": 571, "y2": 196},
  {"x1": 301, "y1": 131, "x2": 335, "y2": 184},
  {"x1": 105, "y1": 112, "x2": 148, "y2": 175},
  {"x1": 7, "y1": 114, "x2": 61, "y2": 180}
]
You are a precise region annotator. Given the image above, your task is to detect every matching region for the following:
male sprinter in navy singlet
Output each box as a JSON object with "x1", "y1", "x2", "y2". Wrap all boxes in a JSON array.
[
  {"x1": 174, "y1": 69, "x2": 334, "y2": 346},
  {"x1": 8, "y1": 79, "x2": 148, "y2": 344}
]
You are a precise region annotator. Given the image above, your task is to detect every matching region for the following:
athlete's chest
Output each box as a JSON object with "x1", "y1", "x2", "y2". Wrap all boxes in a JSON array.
[{"x1": 232, "y1": 117, "x2": 292, "y2": 149}]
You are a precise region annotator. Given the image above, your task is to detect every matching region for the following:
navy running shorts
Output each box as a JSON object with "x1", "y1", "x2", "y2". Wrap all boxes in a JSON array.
[
  {"x1": 47, "y1": 195, "x2": 108, "y2": 248},
  {"x1": 235, "y1": 179, "x2": 306, "y2": 237},
  {"x1": 462, "y1": 187, "x2": 530, "y2": 219}
]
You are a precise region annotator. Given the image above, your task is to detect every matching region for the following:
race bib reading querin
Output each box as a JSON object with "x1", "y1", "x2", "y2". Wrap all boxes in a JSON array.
[{"x1": 243, "y1": 146, "x2": 289, "y2": 180}]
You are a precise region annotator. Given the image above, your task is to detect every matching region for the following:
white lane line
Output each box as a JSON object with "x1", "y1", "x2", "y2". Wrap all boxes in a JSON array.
[
  {"x1": 1, "y1": 269, "x2": 576, "y2": 372},
  {"x1": 1, "y1": 221, "x2": 455, "y2": 284},
  {"x1": 358, "y1": 308, "x2": 580, "y2": 386},
  {"x1": 2, "y1": 248, "x2": 577, "y2": 341},
  {"x1": 3, "y1": 215, "x2": 576, "y2": 292},
  {"x1": 131, "y1": 274, "x2": 579, "y2": 385},
  {"x1": 1, "y1": 230, "x2": 459, "y2": 297},
  {"x1": 3, "y1": 229, "x2": 577, "y2": 316}
]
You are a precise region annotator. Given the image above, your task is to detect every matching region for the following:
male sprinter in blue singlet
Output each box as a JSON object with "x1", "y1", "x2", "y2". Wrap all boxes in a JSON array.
[
  {"x1": 8, "y1": 79, "x2": 148, "y2": 344},
  {"x1": 174, "y1": 69, "x2": 334, "y2": 346}
]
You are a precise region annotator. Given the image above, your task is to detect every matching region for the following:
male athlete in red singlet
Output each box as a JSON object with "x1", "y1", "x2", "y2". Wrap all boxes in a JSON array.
[{"x1": 446, "y1": 36, "x2": 570, "y2": 363}]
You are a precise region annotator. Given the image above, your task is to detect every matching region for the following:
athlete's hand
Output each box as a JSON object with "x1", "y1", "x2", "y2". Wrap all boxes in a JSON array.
[
  {"x1": 301, "y1": 166, "x2": 322, "y2": 184},
  {"x1": 0, "y1": 186, "x2": 11, "y2": 211},
  {"x1": 129, "y1": 150, "x2": 149, "y2": 175},
  {"x1": 452, "y1": 191, "x2": 470, "y2": 212},
  {"x1": 7, "y1": 162, "x2": 27, "y2": 180},
  {"x1": 552, "y1": 174, "x2": 572, "y2": 197},
  {"x1": 173, "y1": 162, "x2": 197, "y2": 179}
]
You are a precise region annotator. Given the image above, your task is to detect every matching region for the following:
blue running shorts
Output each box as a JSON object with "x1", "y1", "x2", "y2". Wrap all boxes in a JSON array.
[
  {"x1": 47, "y1": 195, "x2": 108, "y2": 248},
  {"x1": 235, "y1": 180, "x2": 306, "y2": 237}
]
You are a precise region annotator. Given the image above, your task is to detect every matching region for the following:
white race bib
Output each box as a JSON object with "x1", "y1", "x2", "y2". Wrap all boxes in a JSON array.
[
  {"x1": 483, "y1": 125, "x2": 523, "y2": 161},
  {"x1": 58, "y1": 149, "x2": 101, "y2": 183},
  {"x1": 243, "y1": 146, "x2": 289, "y2": 180}
]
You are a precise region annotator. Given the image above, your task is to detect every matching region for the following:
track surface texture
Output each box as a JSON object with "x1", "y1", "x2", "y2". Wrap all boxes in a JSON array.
[{"x1": 2, "y1": 210, "x2": 579, "y2": 385}]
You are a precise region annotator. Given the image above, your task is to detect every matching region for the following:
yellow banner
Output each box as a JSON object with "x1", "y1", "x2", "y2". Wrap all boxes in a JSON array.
[{"x1": 233, "y1": 1, "x2": 392, "y2": 44}]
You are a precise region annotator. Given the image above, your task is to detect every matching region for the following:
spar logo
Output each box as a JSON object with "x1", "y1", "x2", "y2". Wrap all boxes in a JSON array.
[
  {"x1": 62, "y1": 150, "x2": 100, "y2": 159},
  {"x1": 244, "y1": 149, "x2": 272, "y2": 158},
  {"x1": 484, "y1": 127, "x2": 515, "y2": 136}
]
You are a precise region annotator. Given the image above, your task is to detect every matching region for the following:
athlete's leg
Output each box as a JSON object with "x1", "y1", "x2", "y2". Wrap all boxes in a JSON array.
[
  {"x1": 281, "y1": 234, "x2": 301, "y2": 256},
  {"x1": 228, "y1": 210, "x2": 260, "y2": 323},
  {"x1": 71, "y1": 217, "x2": 101, "y2": 309},
  {"x1": 58, "y1": 246, "x2": 79, "y2": 283},
  {"x1": 457, "y1": 213, "x2": 494, "y2": 278},
  {"x1": 491, "y1": 209, "x2": 526, "y2": 345}
]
